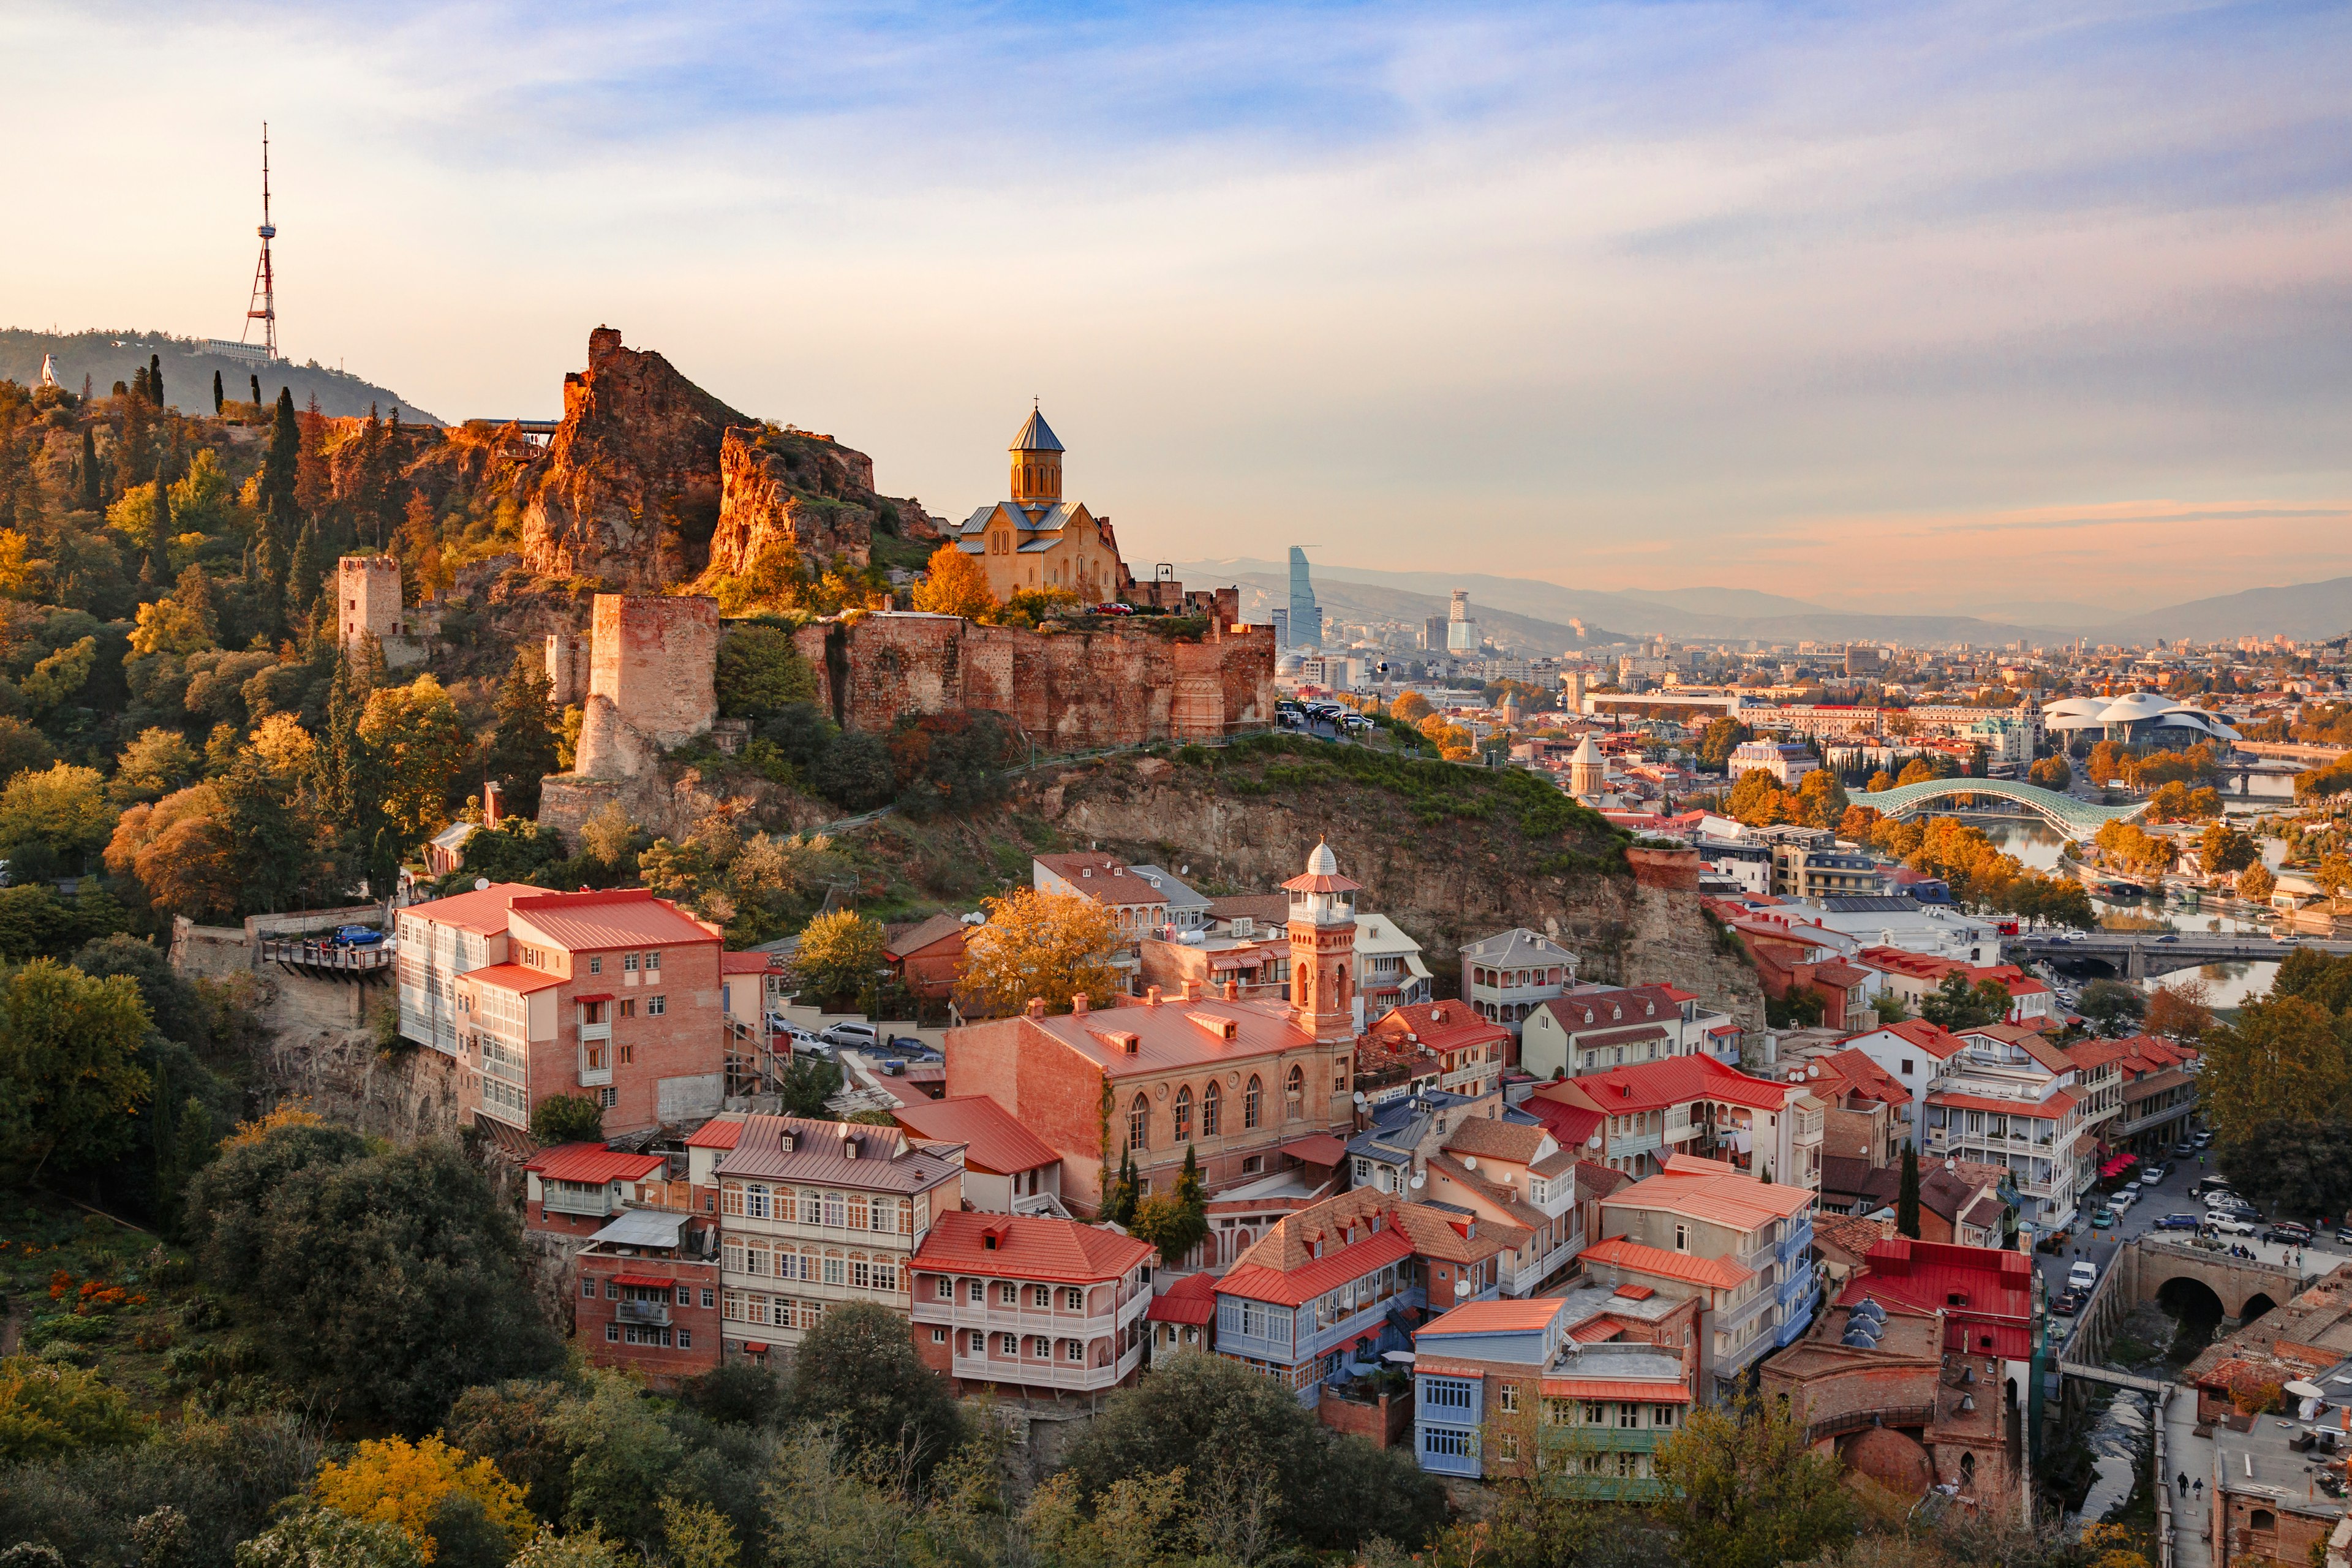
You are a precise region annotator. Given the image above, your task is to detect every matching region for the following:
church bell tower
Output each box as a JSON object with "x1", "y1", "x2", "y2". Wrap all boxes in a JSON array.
[
  {"x1": 1009, "y1": 405, "x2": 1065, "y2": 505},
  {"x1": 1282, "y1": 840, "x2": 1363, "y2": 1043}
]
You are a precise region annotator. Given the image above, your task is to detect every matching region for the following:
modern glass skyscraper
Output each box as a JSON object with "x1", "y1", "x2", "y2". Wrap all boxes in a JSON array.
[{"x1": 1287, "y1": 547, "x2": 1322, "y2": 648}]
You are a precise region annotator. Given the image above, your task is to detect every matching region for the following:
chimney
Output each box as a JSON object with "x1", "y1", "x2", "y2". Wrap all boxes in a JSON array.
[
  {"x1": 1072, "y1": 993, "x2": 1090, "y2": 1016},
  {"x1": 1182, "y1": 978, "x2": 1202, "y2": 1003},
  {"x1": 1146, "y1": 986, "x2": 1163, "y2": 1007},
  {"x1": 1027, "y1": 997, "x2": 1048, "y2": 1019},
  {"x1": 1223, "y1": 978, "x2": 1240, "y2": 1001},
  {"x1": 483, "y1": 780, "x2": 503, "y2": 827}
]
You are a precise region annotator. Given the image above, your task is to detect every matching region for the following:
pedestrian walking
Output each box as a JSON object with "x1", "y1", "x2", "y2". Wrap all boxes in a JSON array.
[
  {"x1": 2178, "y1": 1472, "x2": 2190, "y2": 1496},
  {"x1": 2194, "y1": 1479, "x2": 2204, "y2": 1502}
]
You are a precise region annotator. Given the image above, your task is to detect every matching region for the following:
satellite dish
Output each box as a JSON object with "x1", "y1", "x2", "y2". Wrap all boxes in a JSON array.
[
  {"x1": 1454, "y1": 1277, "x2": 1470, "y2": 1296},
  {"x1": 474, "y1": 878, "x2": 490, "y2": 892},
  {"x1": 1352, "y1": 1091, "x2": 1367, "y2": 1105},
  {"x1": 1587, "y1": 1134, "x2": 1602, "y2": 1150},
  {"x1": 1461, "y1": 1155, "x2": 1477, "y2": 1170},
  {"x1": 1409, "y1": 1172, "x2": 1425, "y2": 1189}
]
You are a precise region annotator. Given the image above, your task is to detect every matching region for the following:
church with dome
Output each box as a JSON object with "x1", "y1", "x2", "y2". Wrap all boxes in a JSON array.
[{"x1": 954, "y1": 407, "x2": 1129, "y2": 606}]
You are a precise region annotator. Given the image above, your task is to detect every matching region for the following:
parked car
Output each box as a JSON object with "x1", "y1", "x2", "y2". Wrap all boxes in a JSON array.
[
  {"x1": 2139, "y1": 1163, "x2": 2169, "y2": 1184},
  {"x1": 2192, "y1": 1131, "x2": 2215, "y2": 1148},
  {"x1": 2155, "y1": 1213, "x2": 2203, "y2": 1231},
  {"x1": 2335, "y1": 1227, "x2": 2352, "y2": 1245},
  {"x1": 333, "y1": 925, "x2": 385, "y2": 947},
  {"x1": 1090, "y1": 602, "x2": 1134, "y2": 616},
  {"x1": 2109, "y1": 1189, "x2": 2139, "y2": 1213},
  {"x1": 2172, "y1": 1142, "x2": 2196, "y2": 1159},
  {"x1": 2067, "y1": 1261, "x2": 2099, "y2": 1291},
  {"x1": 2266, "y1": 1223, "x2": 2314, "y2": 1245},
  {"x1": 2051, "y1": 1292, "x2": 2084, "y2": 1317},
  {"x1": 820, "y1": 1022, "x2": 880, "y2": 1049},
  {"x1": 2090, "y1": 1207, "x2": 2117, "y2": 1229},
  {"x1": 2206, "y1": 1215, "x2": 2259, "y2": 1237}
]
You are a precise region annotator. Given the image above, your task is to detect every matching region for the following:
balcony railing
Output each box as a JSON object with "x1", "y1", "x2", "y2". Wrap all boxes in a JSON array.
[
  {"x1": 544, "y1": 1188, "x2": 616, "y2": 1217},
  {"x1": 949, "y1": 1341, "x2": 1142, "y2": 1389},
  {"x1": 617, "y1": 1299, "x2": 671, "y2": 1326},
  {"x1": 912, "y1": 1298, "x2": 1135, "y2": 1340}
]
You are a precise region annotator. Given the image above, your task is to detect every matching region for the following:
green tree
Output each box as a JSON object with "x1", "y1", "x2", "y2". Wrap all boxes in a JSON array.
[
  {"x1": 2078, "y1": 979, "x2": 2147, "y2": 1038},
  {"x1": 2240, "y1": 862, "x2": 2277, "y2": 902},
  {"x1": 212, "y1": 369, "x2": 224, "y2": 415},
  {"x1": 183, "y1": 1130, "x2": 563, "y2": 1431},
  {"x1": 2028, "y1": 755, "x2": 2073, "y2": 790},
  {"x1": 530, "y1": 1094, "x2": 603, "y2": 1147},
  {"x1": 255, "y1": 388, "x2": 301, "y2": 634},
  {"x1": 786, "y1": 1301, "x2": 965, "y2": 1482},
  {"x1": 0, "y1": 959, "x2": 154, "y2": 1180},
  {"x1": 578, "y1": 801, "x2": 638, "y2": 870},
  {"x1": 235, "y1": 1507, "x2": 425, "y2": 1568},
  {"x1": 213, "y1": 758, "x2": 318, "y2": 915},
  {"x1": 109, "y1": 727, "x2": 201, "y2": 806},
  {"x1": 775, "y1": 1054, "x2": 843, "y2": 1118},
  {"x1": 2217, "y1": 1118, "x2": 2352, "y2": 1223},
  {"x1": 1652, "y1": 1395, "x2": 1856, "y2": 1568},
  {"x1": 713, "y1": 625, "x2": 818, "y2": 718},
  {"x1": 1695, "y1": 718, "x2": 1754, "y2": 772},
  {"x1": 2196, "y1": 994, "x2": 2352, "y2": 1148},
  {"x1": 1131, "y1": 1146, "x2": 1209, "y2": 1264},
  {"x1": 1060, "y1": 1350, "x2": 1442, "y2": 1551},
  {"x1": 358, "y1": 676, "x2": 470, "y2": 849},
  {"x1": 0, "y1": 763, "x2": 118, "y2": 872},
  {"x1": 809, "y1": 729, "x2": 894, "y2": 812},
  {"x1": 486, "y1": 650, "x2": 561, "y2": 815},
  {"x1": 1920, "y1": 970, "x2": 2011, "y2": 1030},
  {"x1": 79, "y1": 426, "x2": 99, "y2": 511},
  {"x1": 0, "y1": 1355, "x2": 144, "y2": 1463},
  {"x1": 1897, "y1": 1144, "x2": 1921, "y2": 1238},
  {"x1": 793, "y1": 909, "x2": 886, "y2": 1008}
]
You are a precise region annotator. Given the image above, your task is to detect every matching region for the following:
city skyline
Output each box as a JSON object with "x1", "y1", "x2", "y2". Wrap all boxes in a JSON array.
[{"x1": 6, "y1": 0, "x2": 2347, "y2": 611}]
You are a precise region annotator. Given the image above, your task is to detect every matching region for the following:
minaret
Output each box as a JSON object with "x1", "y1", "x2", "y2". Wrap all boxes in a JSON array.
[
  {"x1": 1281, "y1": 839, "x2": 1363, "y2": 1043},
  {"x1": 1009, "y1": 405, "x2": 1064, "y2": 505}
]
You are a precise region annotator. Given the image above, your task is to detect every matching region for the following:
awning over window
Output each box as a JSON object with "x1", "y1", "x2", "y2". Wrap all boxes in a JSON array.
[{"x1": 610, "y1": 1273, "x2": 676, "y2": 1291}]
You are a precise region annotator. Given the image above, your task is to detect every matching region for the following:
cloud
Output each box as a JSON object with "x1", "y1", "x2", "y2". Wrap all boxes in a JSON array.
[{"x1": 3, "y1": 0, "x2": 2347, "y2": 613}]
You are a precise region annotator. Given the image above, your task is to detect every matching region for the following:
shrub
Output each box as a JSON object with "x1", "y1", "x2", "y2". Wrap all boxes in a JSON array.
[{"x1": 529, "y1": 1095, "x2": 604, "y2": 1148}]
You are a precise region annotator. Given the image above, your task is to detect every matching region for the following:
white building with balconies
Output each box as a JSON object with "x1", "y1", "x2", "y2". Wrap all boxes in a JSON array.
[{"x1": 910, "y1": 1210, "x2": 1156, "y2": 1398}]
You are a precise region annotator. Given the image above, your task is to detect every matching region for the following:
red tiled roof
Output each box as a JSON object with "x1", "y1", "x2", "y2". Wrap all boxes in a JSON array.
[
  {"x1": 722, "y1": 951, "x2": 781, "y2": 973},
  {"x1": 1603, "y1": 1163, "x2": 1816, "y2": 1228},
  {"x1": 1534, "y1": 985, "x2": 1685, "y2": 1033},
  {"x1": 1521, "y1": 1098, "x2": 1602, "y2": 1151},
  {"x1": 458, "y1": 962, "x2": 564, "y2": 995},
  {"x1": 1535, "y1": 1054, "x2": 1793, "y2": 1117},
  {"x1": 912, "y1": 1210, "x2": 1154, "y2": 1284},
  {"x1": 1221, "y1": 1226, "x2": 1415, "y2": 1308},
  {"x1": 1580, "y1": 1235, "x2": 1753, "y2": 1290},
  {"x1": 506, "y1": 889, "x2": 722, "y2": 952},
  {"x1": 1366, "y1": 1000, "x2": 1510, "y2": 1054},
  {"x1": 526, "y1": 1144, "x2": 668, "y2": 1183},
  {"x1": 1813, "y1": 962, "x2": 1872, "y2": 988},
  {"x1": 1569, "y1": 1316, "x2": 1626, "y2": 1343},
  {"x1": 891, "y1": 1095, "x2": 1059, "y2": 1175},
  {"x1": 1036, "y1": 854, "x2": 1170, "y2": 905},
  {"x1": 1279, "y1": 1134, "x2": 1350, "y2": 1166},
  {"x1": 884, "y1": 913, "x2": 970, "y2": 959},
  {"x1": 1858, "y1": 1019, "x2": 1968, "y2": 1060},
  {"x1": 1442, "y1": 1118, "x2": 1553, "y2": 1165},
  {"x1": 1007, "y1": 993, "x2": 1320, "y2": 1078}
]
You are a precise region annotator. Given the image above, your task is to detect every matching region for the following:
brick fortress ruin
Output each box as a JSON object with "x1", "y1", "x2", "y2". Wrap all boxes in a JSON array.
[{"x1": 336, "y1": 554, "x2": 437, "y2": 669}]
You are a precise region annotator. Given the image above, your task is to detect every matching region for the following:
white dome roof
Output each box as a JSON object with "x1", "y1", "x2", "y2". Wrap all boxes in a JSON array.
[
  {"x1": 1306, "y1": 839, "x2": 1340, "y2": 876},
  {"x1": 2040, "y1": 691, "x2": 2240, "y2": 741}
]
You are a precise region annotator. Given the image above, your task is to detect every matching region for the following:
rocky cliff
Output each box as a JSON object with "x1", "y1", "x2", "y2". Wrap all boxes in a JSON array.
[
  {"x1": 866, "y1": 742, "x2": 1766, "y2": 1030},
  {"x1": 519, "y1": 327, "x2": 747, "y2": 587},
  {"x1": 703, "y1": 424, "x2": 946, "y2": 581}
]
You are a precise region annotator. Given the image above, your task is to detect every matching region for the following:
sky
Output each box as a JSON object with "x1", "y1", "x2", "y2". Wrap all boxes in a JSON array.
[{"x1": 7, "y1": 0, "x2": 2350, "y2": 616}]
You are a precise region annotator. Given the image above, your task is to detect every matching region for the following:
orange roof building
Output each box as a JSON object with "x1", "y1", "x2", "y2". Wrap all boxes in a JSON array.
[
  {"x1": 891, "y1": 1095, "x2": 1065, "y2": 1215},
  {"x1": 910, "y1": 1211, "x2": 1156, "y2": 1399}
]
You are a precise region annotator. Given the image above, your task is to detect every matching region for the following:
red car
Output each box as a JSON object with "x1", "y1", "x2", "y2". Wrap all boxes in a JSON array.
[{"x1": 1090, "y1": 602, "x2": 1134, "y2": 616}]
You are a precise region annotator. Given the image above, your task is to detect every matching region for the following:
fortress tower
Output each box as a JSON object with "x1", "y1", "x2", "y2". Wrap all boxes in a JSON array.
[
  {"x1": 1282, "y1": 840, "x2": 1363, "y2": 1044},
  {"x1": 571, "y1": 595, "x2": 720, "y2": 778},
  {"x1": 337, "y1": 556, "x2": 404, "y2": 650}
]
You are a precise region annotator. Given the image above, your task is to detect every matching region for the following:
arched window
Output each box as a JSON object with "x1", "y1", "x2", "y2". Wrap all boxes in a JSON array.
[
  {"x1": 1174, "y1": 1086, "x2": 1193, "y2": 1142},
  {"x1": 1285, "y1": 1064, "x2": 1304, "y2": 1112},
  {"x1": 1243, "y1": 1076, "x2": 1263, "y2": 1129},
  {"x1": 1129, "y1": 1094, "x2": 1150, "y2": 1151},
  {"x1": 1202, "y1": 1080, "x2": 1221, "y2": 1137},
  {"x1": 2251, "y1": 1510, "x2": 2276, "y2": 1533},
  {"x1": 1335, "y1": 963, "x2": 1348, "y2": 999}
]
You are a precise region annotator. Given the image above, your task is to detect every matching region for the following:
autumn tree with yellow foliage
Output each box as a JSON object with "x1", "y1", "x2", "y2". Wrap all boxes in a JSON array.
[
  {"x1": 312, "y1": 1433, "x2": 532, "y2": 1562},
  {"x1": 957, "y1": 886, "x2": 1121, "y2": 1018},
  {"x1": 911, "y1": 541, "x2": 997, "y2": 619}
]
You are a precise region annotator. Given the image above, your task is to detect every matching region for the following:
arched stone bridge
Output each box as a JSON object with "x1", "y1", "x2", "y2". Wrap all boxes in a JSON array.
[
  {"x1": 1859, "y1": 777, "x2": 2149, "y2": 838},
  {"x1": 2070, "y1": 1237, "x2": 2305, "y2": 1373}
]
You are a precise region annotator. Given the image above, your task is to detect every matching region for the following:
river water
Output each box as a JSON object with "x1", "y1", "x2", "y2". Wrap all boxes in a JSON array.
[{"x1": 1969, "y1": 818, "x2": 2282, "y2": 1010}]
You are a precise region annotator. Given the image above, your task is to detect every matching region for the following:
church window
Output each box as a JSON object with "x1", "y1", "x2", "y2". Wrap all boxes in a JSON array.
[
  {"x1": 1174, "y1": 1087, "x2": 1193, "y2": 1142},
  {"x1": 1286, "y1": 1065, "x2": 1303, "y2": 1110},
  {"x1": 1243, "y1": 1076, "x2": 1263, "y2": 1129},
  {"x1": 1129, "y1": 1095, "x2": 1150, "y2": 1151},
  {"x1": 1202, "y1": 1080, "x2": 1221, "y2": 1137}
]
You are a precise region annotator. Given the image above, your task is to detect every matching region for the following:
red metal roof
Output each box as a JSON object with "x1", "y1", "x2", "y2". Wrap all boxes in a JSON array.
[
  {"x1": 1366, "y1": 1000, "x2": 1510, "y2": 1054},
  {"x1": 686, "y1": 1117, "x2": 745, "y2": 1149},
  {"x1": 1278, "y1": 1134, "x2": 1349, "y2": 1166},
  {"x1": 1927, "y1": 1089, "x2": 2078, "y2": 1118},
  {"x1": 891, "y1": 1095, "x2": 1059, "y2": 1175},
  {"x1": 459, "y1": 962, "x2": 564, "y2": 995},
  {"x1": 399, "y1": 881, "x2": 540, "y2": 935},
  {"x1": 1147, "y1": 1270, "x2": 1218, "y2": 1324},
  {"x1": 506, "y1": 889, "x2": 722, "y2": 953},
  {"x1": 525, "y1": 1144, "x2": 668, "y2": 1183},
  {"x1": 722, "y1": 951, "x2": 780, "y2": 973},
  {"x1": 912, "y1": 1210, "x2": 1154, "y2": 1284},
  {"x1": 1579, "y1": 1235, "x2": 1753, "y2": 1290},
  {"x1": 1539, "y1": 1377, "x2": 1692, "y2": 1401},
  {"x1": 1417, "y1": 1297, "x2": 1569, "y2": 1336}
]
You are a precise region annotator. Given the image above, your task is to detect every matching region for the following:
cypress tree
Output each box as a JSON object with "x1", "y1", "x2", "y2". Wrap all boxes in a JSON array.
[
  {"x1": 1897, "y1": 1144, "x2": 1921, "y2": 1238},
  {"x1": 249, "y1": 372, "x2": 261, "y2": 407},
  {"x1": 255, "y1": 388, "x2": 303, "y2": 639},
  {"x1": 288, "y1": 515, "x2": 329, "y2": 616},
  {"x1": 149, "y1": 353, "x2": 162, "y2": 410},
  {"x1": 145, "y1": 479, "x2": 173, "y2": 587},
  {"x1": 79, "y1": 428, "x2": 99, "y2": 511},
  {"x1": 212, "y1": 369, "x2": 224, "y2": 415}
]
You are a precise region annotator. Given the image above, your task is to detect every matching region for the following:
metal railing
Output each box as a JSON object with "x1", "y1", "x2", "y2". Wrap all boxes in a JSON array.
[
  {"x1": 1804, "y1": 1405, "x2": 1935, "y2": 1444},
  {"x1": 617, "y1": 1300, "x2": 672, "y2": 1327}
]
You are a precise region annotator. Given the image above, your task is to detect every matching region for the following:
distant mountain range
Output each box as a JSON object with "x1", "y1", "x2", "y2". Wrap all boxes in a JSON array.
[
  {"x1": 1, "y1": 328, "x2": 439, "y2": 423},
  {"x1": 1174, "y1": 560, "x2": 2352, "y2": 646}
]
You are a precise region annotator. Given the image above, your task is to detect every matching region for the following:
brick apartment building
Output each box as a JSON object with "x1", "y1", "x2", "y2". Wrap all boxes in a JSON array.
[
  {"x1": 576, "y1": 1207, "x2": 722, "y2": 1386},
  {"x1": 908, "y1": 1210, "x2": 1155, "y2": 1398},
  {"x1": 398, "y1": 884, "x2": 728, "y2": 1138},
  {"x1": 522, "y1": 1143, "x2": 680, "y2": 1237},
  {"x1": 946, "y1": 842, "x2": 1368, "y2": 1213}
]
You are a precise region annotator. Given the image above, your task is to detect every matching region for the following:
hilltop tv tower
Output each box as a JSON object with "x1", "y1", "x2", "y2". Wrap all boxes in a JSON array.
[{"x1": 242, "y1": 123, "x2": 279, "y2": 358}]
